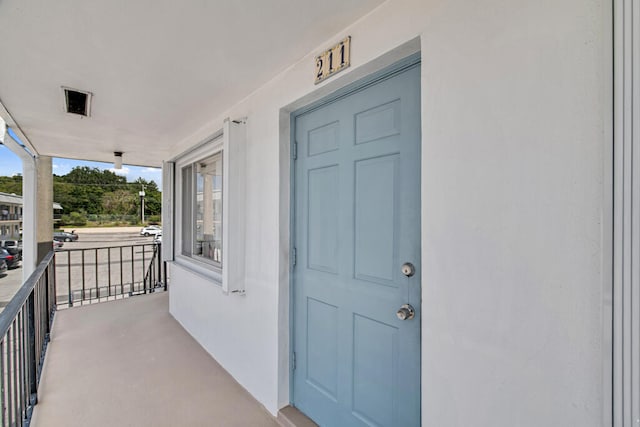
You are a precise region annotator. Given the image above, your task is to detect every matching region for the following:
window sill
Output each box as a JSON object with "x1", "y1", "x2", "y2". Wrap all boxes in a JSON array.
[{"x1": 173, "y1": 254, "x2": 223, "y2": 286}]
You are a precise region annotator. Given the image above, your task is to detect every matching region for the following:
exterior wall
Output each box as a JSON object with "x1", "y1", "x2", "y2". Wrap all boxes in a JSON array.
[
  {"x1": 0, "y1": 193, "x2": 24, "y2": 239},
  {"x1": 168, "y1": 0, "x2": 612, "y2": 425},
  {"x1": 420, "y1": 1, "x2": 611, "y2": 425}
]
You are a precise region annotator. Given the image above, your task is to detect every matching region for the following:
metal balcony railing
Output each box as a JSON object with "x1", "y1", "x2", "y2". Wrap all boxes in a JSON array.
[
  {"x1": 54, "y1": 243, "x2": 167, "y2": 308},
  {"x1": 143, "y1": 243, "x2": 167, "y2": 294},
  {"x1": 0, "y1": 252, "x2": 56, "y2": 427}
]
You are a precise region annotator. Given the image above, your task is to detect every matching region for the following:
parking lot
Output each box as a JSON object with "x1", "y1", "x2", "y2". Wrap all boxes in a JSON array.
[
  {"x1": 0, "y1": 266, "x2": 23, "y2": 310},
  {"x1": 0, "y1": 227, "x2": 159, "y2": 311}
]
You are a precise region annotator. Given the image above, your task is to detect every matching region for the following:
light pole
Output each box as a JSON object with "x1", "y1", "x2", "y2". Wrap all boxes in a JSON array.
[{"x1": 139, "y1": 186, "x2": 146, "y2": 224}]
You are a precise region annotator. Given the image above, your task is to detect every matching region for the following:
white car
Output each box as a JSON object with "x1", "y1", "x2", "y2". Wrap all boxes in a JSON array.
[
  {"x1": 153, "y1": 234, "x2": 162, "y2": 244},
  {"x1": 140, "y1": 225, "x2": 162, "y2": 237}
]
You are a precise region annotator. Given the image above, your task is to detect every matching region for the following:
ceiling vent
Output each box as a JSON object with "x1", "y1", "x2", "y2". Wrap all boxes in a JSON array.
[{"x1": 62, "y1": 87, "x2": 92, "y2": 117}]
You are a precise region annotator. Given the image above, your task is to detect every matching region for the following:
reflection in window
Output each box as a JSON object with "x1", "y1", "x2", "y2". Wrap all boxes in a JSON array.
[
  {"x1": 180, "y1": 151, "x2": 223, "y2": 268},
  {"x1": 194, "y1": 153, "x2": 223, "y2": 265}
]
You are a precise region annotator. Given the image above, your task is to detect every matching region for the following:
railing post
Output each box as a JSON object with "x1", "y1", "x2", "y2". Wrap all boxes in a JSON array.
[
  {"x1": 81, "y1": 250, "x2": 86, "y2": 302},
  {"x1": 156, "y1": 243, "x2": 162, "y2": 288},
  {"x1": 119, "y1": 247, "x2": 124, "y2": 296},
  {"x1": 44, "y1": 263, "x2": 50, "y2": 338},
  {"x1": 107, "y1": 248, "x2": 112, "y2": 297},
  {"x1": 27, "y1": 292, "x2": 37, "y2": 408},
  {"x1": 94, "y1": 248, "x2": 99, "y2": 301},
  {"x1": 51, "y1": 256, "x2": 57, "y2": 320},
  {"x1": 142, "y1": 246, "x2": 147, "y2": 294},
  {"x1": 130, "y1": 246, "x2": 134, "y2": 295},
  {"x1": 1, "y1": 340, "x2": 5, "y2": 426},
  {"x1": 67, "y1": 251, "x2": 72, "y2": 308},
  {"x1": 163, "y1": 262, "x2": 168, "y2": 291}
]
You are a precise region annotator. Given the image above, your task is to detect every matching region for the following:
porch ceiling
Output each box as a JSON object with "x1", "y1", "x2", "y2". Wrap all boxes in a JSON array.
[{"x1": 0, "y1": 0, "x2": 384, "y2": 167}]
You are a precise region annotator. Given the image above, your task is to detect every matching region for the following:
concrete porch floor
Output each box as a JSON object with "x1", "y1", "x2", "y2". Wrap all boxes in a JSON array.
[{"x1": 31, "y1": 292, "x2": 280, "y2": 427}]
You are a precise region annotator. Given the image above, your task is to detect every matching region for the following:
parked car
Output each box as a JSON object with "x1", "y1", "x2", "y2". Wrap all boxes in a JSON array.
[
  {"x1": 53, "y1": 240, "x2": 64, "y2": 250},
  {"x1": 140, "y1": 225, "x2": 162, "y2": 237},
  {"x1": 53, "y1": 230, "x2": 78, "y2": 242},
  {"x1": 0, "y1": 240, "x2": 22, "y2": 261},
  {"x1": 0, "y1": 260, "x2": 6, "y2": 276},
  {"x1": 0, "y1": 247, "x2": 20, "y2": 269}
]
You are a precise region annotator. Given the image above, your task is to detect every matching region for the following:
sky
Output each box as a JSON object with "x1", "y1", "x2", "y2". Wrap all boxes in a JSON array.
[{"x1": 0, "y1": 133, "x2": 161, "y2": 186}]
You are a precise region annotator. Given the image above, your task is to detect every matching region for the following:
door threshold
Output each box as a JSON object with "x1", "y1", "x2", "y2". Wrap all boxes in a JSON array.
[{"x1": 277, "y1": 405, "x2": 318, "y2": 427}]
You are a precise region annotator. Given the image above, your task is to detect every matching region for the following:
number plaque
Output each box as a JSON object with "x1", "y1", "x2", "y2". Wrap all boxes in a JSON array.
[{"x1": 314, "y1": 36, "x2": 351, "y2": 84}]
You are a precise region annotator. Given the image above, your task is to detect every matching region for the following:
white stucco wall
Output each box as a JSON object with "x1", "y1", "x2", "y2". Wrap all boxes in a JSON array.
[{"x1": 168, "y1": 0, "x2": 611, "y2": 425}]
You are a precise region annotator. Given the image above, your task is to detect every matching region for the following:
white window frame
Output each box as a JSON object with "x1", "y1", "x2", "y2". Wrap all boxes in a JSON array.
[
  {"x1": 170, "y1": 118, "x2": 246, "y2": 294},
  {"x1": 174, "y1": 132, "x2": 225, "y2": 285}
]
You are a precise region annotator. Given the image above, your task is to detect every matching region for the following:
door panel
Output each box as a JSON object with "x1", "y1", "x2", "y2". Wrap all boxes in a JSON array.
[
  {"x1": 352, "y1": 314, "x2": 398, "y2": 427},
  {"x1": 308, "y1": 121, "x2": 340, "y2": 156},
  {"x1": 307, "y1": 166, "x2": 340, "y2": 273},
  {"x1": 293, "y1": 62, "x2": 421, "y2": 427},
  {"x1": 307, "y1": 298, "x2": 339, "y2": 400},
  {"x1": 354, "y1": 99, "x2": 401, "y2": 145},
  {"x1": 354, "y1": 154, "x2": 399, "y2": 286}
]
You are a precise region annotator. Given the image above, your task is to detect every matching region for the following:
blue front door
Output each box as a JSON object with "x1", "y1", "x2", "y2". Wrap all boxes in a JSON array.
[{"x1": 293, "y1": 62, "x2": 421, "y2": 426}]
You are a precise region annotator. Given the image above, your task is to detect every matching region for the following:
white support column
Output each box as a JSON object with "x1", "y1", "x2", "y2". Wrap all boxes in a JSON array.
[
  {"x1": 0, "y1": 119, "x2": 53, "y2": 279},
  {"x1": 614, "y1": 0, "x2": 640, "y2": 425},
  {"x1": 21, "y1": 156, "x2": 38, "y2": 278},
  {"x1": 1, "y1": 121, "x2": 36, "y2": 279},
  {"x1": 18, "y1": 155, "x2": 53, "y2": 280}
]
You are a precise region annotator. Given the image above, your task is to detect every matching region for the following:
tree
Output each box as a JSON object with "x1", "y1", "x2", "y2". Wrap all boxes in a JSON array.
[
  {"x1": 132, "y1": 178, "x2": 161, "y2": 216},
  {"x1": 67, "y1": 211, "x2": 87, "y2": 226},
  {"x1": 1, "y1": 166, "x2": 162, "y2": 218},
  {"x1": 0, "y1": 175, "x2": 23, "y2": 195},
  {"x1": 54, "y1": 167, "x2": 129, "y2": 214},
  {"x1": 63, "y1": 166, "x2": 127, "y2": 187},
  {"x1": 102, "y1": 190, "x2": 137, "y2": 215}
]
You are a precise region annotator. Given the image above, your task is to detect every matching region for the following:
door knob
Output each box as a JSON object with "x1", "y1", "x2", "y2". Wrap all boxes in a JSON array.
[{"x1": 396, "y1": 304, "x2": 415, "y2": 320}]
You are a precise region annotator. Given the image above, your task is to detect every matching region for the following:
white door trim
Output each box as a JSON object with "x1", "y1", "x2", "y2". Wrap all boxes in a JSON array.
[{"x1": 613, "y1": 0, "x2": 639, "y2": 425}]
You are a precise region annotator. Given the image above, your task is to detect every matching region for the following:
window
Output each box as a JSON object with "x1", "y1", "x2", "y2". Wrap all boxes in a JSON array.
[
  {"x1": 170, "y1": 119, "x2": 246, "y2": 292},
  {"x1": 181, "y1": 152, "x2": 223, "y2": 267}
]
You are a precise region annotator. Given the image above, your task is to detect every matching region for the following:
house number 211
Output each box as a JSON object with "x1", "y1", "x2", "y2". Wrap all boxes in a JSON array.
[{"x1": 315, "y1": 36, "x2": 351, "y2": 84}]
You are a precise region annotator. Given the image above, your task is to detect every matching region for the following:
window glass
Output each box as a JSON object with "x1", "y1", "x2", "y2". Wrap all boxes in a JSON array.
[
  {"x1": 180, "y1": 152, "x2": 223, "y2": 267},
  {"x1": 194, "y1": 153, "x2": 223, "y2": 265},
  {"x1": 181, "y1": 165, "x2": 193, "y2": 257}
]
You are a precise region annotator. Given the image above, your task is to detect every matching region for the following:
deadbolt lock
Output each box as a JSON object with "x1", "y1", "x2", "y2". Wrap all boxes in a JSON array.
[{"x1": 401, "y1": 262, "x2": 415, "y2": 277}]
